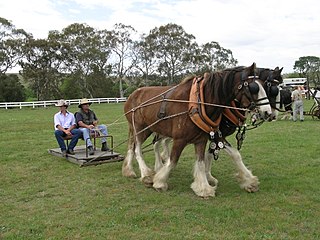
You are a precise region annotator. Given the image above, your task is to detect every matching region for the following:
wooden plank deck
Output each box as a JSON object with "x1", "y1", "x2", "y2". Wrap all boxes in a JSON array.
[{"x1": 48, "y1": 145, "x2": 124, "y2": 167}]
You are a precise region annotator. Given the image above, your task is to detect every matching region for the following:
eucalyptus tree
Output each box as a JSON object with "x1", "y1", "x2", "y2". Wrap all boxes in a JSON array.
[
  {"x1": 132, "y1": 34, "x2": 158, "y2": 86},
  {"x1": 110, "y1": 23, "x2": 137, "y2": 98},
  {"x1": 146, "y1": 23, "x2": 198, "y2": 85},
  {"x1": 55, "y1": 23, "x2": 113, "y2": 98},
  {"x1": 294, "y1": 56, "x2": 320, "y2": 86},
  {"x1": 200, "y1": 41, "x2": 238, "y2": 72},
  {"x1": 19, "y1": 36, "x2": 62, "y2": 100},
  {"x1": 0, "y1": 17, "x2": 30, "y2": 74}
]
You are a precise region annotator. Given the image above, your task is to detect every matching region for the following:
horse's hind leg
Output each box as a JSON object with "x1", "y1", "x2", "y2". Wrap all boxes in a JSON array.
[
  {"x1": 134, "y1": 130, "x2": 155, "y2": 186},
  {"x1": 191, "y1": 143, "x2": 216, "y2": 198},
  {"x1": 154, "y1": 137, "x2": 171, "y2": 172},
  {"x1": 153, "y1": 139, "x2": 185, "y2": 192},
  {"x1": 122, "y1": 125, "x2": 137, "y2": 178},
  {"x1": 224, "y1": 145, "x2": 259, "y2": 192}
]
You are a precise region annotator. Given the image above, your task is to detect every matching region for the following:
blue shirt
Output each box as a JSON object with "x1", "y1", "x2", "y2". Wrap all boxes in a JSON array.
[{"x1": 54, "y1": 111, "x2": 76, "y2": 130}]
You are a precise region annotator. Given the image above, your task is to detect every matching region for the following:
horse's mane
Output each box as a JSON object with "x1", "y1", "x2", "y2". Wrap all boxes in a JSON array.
[
  {"x1": 204, "y1": 66, "x2": 247, "y2": 104},
  {"x1": 180, "y1": 75, "x2": 196, "y2": 84}
]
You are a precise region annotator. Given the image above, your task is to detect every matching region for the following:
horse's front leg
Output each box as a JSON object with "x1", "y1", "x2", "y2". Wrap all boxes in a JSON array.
[
  {"x1": 191, "y1": 142, "x2": 217, "y2": 198},
  {"x1": 204, "y1": 152, "x2": 219, "y2": 187},
  {"x1": 224, "y1": 145, "x2": 260, "y2": 192}
]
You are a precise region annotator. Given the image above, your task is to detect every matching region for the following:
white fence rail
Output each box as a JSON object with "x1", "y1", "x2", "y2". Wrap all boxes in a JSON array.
[{"x1": 0, "y1": 98, "x2": 127, "y2": 109}]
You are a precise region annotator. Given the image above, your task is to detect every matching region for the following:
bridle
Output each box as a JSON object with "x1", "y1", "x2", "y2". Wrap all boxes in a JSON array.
[{"x1": 234, "y1": 73, "x2": 270, "y2": 111}]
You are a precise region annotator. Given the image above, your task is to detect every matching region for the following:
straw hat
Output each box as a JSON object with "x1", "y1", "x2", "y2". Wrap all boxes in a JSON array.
[
  {"x1": 78, "y1": 98, "x2": 92, "y2": 108},
  {"x1": 55, "y1": 99, "x2": 69, "y2": 107}
]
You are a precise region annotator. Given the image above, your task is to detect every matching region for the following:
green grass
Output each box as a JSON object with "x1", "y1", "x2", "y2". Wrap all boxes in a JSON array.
[{"x1": 0, "y1": 101, "x2": 319, "y2": 239}]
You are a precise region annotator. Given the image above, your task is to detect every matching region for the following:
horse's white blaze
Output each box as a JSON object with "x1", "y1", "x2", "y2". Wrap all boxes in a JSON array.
[
  {"x1": 256, "y1": 81, "x2": 272, "y2": 116},
  {"x1": 191, "y1": 159, "x2": 216, "y2": 197},
  {"x1": 224, "y1": 145, "x2": 259, "y2": 192}
]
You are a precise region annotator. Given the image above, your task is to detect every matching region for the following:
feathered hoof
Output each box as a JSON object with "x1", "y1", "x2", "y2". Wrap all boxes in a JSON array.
[
  {"x1": 142, "y1": 175, "x2": 154, "y2": 188},
  {"x1": 191, "y1": 183, "x2": 216, "y2": 198},
  {"x1": 122, "y1": 168, "x2": 137, "y2": 178},
  {"x1": 239, "y1": 176, "x2": 260, "y2": 193},
  {"x1": 207, "y1": 176, "x2": 219, "y2": 187},
  {"x1": 153, "y1": 182, "x2": 168, "y2": 192}
]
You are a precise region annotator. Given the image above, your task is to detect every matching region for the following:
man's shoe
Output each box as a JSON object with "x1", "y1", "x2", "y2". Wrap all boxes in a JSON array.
[
  {"x1": 88, "y1": 146, "x2": 94, "y2": 155},
  {"x1": 67, "y1": 149, "x2": 75, "y2": 155},
  {"x1": 101, "y1": 142, "x2": 109, "y2": 151},
  {"x1": 62, "y1": 150, "x2": 67, "y2": 157}
]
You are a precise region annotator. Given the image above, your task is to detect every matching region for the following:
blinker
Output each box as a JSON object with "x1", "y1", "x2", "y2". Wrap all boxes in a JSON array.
[{"x1": 248, "y1": 81, "x2": 259, "y2": 94}]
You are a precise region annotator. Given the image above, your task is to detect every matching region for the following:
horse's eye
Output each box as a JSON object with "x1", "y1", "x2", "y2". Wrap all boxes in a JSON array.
[
  {"x1": 248, "y1": 82, "x2": 259, "y2": 94},
  {"x1": 270, "y1": 85, "x2": 279, "y2": 97}
]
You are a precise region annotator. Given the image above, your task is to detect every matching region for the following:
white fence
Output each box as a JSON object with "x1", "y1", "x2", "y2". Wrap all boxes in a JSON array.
[{"x1": 0, "y1": 97, "x2": 127, "y2": 109}]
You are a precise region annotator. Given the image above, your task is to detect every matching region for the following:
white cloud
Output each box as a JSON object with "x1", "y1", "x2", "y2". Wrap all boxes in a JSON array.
[{"x1": 1, "y1": 0, "x2": 319, "y2": 73}]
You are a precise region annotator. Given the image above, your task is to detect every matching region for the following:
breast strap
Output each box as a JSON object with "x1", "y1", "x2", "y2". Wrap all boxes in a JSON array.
[{"x1": 188, "y1": 74, "x2": 221, "y2": 133}]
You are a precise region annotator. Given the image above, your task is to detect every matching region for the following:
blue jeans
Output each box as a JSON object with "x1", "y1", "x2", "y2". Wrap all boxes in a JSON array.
[
  {"x1": 79, "y1": 124, "x2": 108, "y2": 147},
  {"x1": 55, "y1": 129, "x2": 82, "y2": 151}
]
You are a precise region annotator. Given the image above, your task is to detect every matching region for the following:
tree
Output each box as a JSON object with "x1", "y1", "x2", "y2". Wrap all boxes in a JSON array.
[
  {"x1": 200, "y1": 41, "x2": 238, "y2": 72},
  {"x1": 132, "y1": 34, "x2": 157, "y2": 86},
  {"x1": 146, "y1": 23, "x2": 198, "y2": 85},
  {"x1": 0, "y1": 73, "x2": 26, "y2": 102},
  {"x1": 294, "y1": 56, "x2": 320, "y2": 86},
  {"x1": 20, "y1": 37, "x2": 63, "y2": 100},
  {"x1": 110, "y1": 23, "x2": 137, "y2": 97},
  {"x1": 55, "y1": 23, "x2": 113, "y2": 98},
  {"x1": 0, "y1": 17, "x2": 30, "y2": 74}
]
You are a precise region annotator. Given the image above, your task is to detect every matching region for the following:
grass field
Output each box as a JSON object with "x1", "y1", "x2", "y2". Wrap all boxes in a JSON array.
[{"x1": 0, "y1": 101, "x2": 320, "y2": 239}]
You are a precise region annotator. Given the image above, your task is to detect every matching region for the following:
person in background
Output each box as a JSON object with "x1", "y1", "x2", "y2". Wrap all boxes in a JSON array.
[
  {"x1": 76, "y1": 98, "x2": 109, "y2": 155},
  {"x1": 54, "y1": 99, "x2": 82, "y2": 157},
  {"x1": 291, "y1": 86, "x2": 304, "y2": 122}
]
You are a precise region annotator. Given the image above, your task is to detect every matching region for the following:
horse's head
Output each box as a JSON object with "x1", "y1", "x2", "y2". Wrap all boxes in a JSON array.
[
  {"x1": 232, "y1": 63, "x2": 273, "y2": 121},
  {"x1": 256, "y1": 66, "x2": 283, "y2": 119}
]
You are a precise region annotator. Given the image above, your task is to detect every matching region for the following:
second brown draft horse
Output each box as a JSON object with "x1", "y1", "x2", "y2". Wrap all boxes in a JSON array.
[{"x1": 122, "y1": 64, "x2": 272, "y2": 198}]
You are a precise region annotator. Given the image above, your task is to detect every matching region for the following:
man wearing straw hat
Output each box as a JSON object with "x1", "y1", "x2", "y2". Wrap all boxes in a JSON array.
[
  {"x1": 54, "y1": 99, "x2": 82, "y2": 157},
  {"x1": 76, "y1": 98, "x2": 109, "y2": 155}
]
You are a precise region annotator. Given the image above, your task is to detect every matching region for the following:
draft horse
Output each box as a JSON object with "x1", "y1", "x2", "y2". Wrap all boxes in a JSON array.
[
  {"x1": 153, "y1": 66, "x2": 283, "y2": 195},
  {"x1": 122, "y1": 64, "x2": 272, "y2": 198}
]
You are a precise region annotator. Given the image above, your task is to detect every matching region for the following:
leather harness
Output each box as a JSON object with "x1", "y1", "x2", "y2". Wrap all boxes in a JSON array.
[{"x1": 188, "y1": 73, "x2": 246, "y2": 134}]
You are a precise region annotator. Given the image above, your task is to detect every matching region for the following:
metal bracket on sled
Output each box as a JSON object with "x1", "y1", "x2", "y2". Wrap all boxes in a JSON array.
[{"x1": 208, "y1": 130, "x2": 224, "y2": 160}]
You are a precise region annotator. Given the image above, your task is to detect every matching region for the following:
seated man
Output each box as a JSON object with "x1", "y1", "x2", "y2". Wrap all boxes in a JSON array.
[
  {"x1": 76, "y1": 98, "x2": 109, "y2": 155},
  {"x1": 54, "y1": 99, "x2": 82, "y2": 157}
]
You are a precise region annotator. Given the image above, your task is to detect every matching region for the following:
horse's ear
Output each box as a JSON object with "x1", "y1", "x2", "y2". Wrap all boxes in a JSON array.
[
  {"x1": 274, "y1": 67, "x2": 279, "y2": 71},
  {"x1": 248, "y1": 62, "x2": 256, "y2": 75},
  {"x1": 279, "y1": 67, "x2": 283, "y2": 73}
]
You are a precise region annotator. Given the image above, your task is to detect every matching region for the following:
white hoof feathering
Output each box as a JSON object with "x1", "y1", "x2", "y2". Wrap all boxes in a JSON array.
[
  {"x1": 237, "y1": 172, "x2": 260, "y2": 193},
  {"x1": 192, "y1": 160, "x2": 216, "y2": 198}
]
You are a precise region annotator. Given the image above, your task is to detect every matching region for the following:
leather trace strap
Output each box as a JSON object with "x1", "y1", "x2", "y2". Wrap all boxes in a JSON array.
[{"x1": 188, "y1": 74, "x2": 222, "y2": 133}]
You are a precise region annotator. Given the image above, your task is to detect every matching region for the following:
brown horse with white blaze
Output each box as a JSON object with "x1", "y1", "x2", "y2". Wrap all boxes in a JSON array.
[{"x1": 122, "y1": 64, "x2": 272, "y2": 198}]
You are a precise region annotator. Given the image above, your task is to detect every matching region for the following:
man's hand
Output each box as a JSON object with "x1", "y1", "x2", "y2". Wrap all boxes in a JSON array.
[{"x1": 64, "y1": 129, "x2": 72, "y2": 136}]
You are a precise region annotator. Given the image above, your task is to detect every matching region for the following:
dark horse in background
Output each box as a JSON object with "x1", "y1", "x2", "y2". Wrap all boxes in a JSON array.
[
  {"x1": 122, "y1": 63, "x2": 272, "y2": 198},
  {"x1": 153, "y1": 66, "x2": 283, "y2": 195},
  {"x1": 279, "y1": 88, "x2": 293, "y2": 120}
]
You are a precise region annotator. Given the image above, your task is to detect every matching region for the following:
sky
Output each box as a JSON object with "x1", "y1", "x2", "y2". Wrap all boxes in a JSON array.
[{"x1": 1, "y1": 0, "x2": 319, "y2": 73}]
